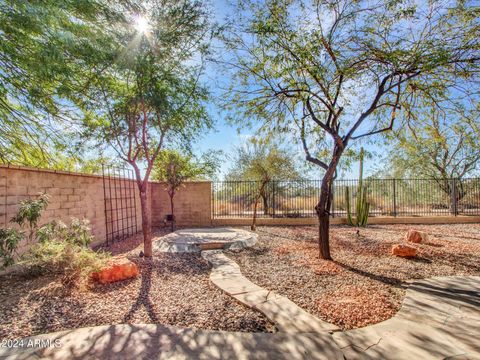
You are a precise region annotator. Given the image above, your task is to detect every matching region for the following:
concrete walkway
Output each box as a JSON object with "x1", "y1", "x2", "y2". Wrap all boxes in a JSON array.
[
  {"x1": 202, "y1": 250, "x2": 340, "y2": 333},
  {"x1": 333, "y1": 276, "x2": 480, "y2": 359},
  {"x1": 0, "y1": 323, "x2": 343, "y2": 360}
]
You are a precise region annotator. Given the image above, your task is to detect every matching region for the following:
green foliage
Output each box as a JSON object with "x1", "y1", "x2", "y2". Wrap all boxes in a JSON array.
[
  {"x1": 227, "y1": 138, "x2": 302, "y2": 182},
  {"x1": 82, "y1": 0, "x2": 213, "y2": 168},
  {"x1": 0, "y1": 0, "x2": 125, "y2": 167},
  {"x1": 153, "y1": 149, "x2": 220, "y2": 187},
  {"x1": 385, "y1": 100, "x2": 480, "y2": 182},
  {"x1": 24, "y1": 217, "x2": 108, "y2": 287},
  {"x1": 0, "y1": 193, "x2": 50, "y2": 268},
  {"x1": 11, "y1": 193, "x2": 49, "y2": 229},
  {"x1": 24, "y1": 234, "x2": 109, "y2": 288},
  {"x1": 346, "y1": 149, "x2": 370, "y2": 227},
  {"x1": 36, "y1": 218, "x2": 94, "y2": 247},
  {"x1": 0, "y1": 228, "x2": 23, "y2": 268}
]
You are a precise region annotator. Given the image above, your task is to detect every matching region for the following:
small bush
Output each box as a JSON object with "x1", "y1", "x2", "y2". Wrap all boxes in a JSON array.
[
  {"x1": 0, "y1": 228, "x2": 23, "y2": 269},
  {"x1": 25, "y1": 240, "x2": 110, "y2": 287},
  {"x1": 24, "y1": 219, "x2": 110, "y2": 288},
  {"x1": 36, "y1": 218, "x2": 94, "y2": 247},
  {"x1": 11, "y1": 193, "x2": 49, "y2": 243}
]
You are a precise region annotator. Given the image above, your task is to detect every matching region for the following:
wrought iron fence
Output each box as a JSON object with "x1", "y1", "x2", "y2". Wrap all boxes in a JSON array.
[{"x1": 212, "y1": 178, "x2": 480, "y2": 218}]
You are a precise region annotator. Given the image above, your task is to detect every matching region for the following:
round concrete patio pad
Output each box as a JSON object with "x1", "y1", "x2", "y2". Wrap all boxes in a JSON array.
[{"x1": 153, "y1": 228, "x2": 257, "y2": 253}]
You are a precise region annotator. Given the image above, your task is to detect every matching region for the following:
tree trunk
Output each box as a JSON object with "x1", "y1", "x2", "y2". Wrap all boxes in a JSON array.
[
  {"x1": 169, "y1": 192, "x2": 175, "y2": 232},
  {"x1": 317, "y1": 207, "x2": 331, "y2": 260},
  {"x1": 316, "y1": 184, "x2": 332, "y2": 260},
  {"x1": 252, "y1": 180, "x2": 268, "y2": 231},
  {"x1": 139, "y1": 186, "x2": 152, "y2": 257},
  {"x1": 251, "y1": 195, "x2": 259, "y2": 231},
  {"x1": 315, "y1": 147, "x2": 342, "y2": 260},
  {"x1": 261, "y1": 193, "x2": 269, "y2": 215}
]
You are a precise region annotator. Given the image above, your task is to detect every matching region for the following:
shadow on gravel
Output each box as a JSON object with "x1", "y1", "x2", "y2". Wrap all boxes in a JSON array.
[{"x1": 123, "y1": 259, "x2": 158, "y2": 323}]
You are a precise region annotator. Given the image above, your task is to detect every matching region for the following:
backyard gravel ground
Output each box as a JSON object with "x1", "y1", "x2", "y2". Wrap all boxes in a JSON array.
[
  {"x1": 0, "y1": 229, "x2": 274, "y2": 340},
  {"x1": 225, "y1": 224, "x2": 480, "y2": 330}
]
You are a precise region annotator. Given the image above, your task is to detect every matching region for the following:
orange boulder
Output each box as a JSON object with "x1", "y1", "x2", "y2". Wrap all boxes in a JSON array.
[
  {"x1": 405, "y1": 229, "x2": 428, "y2": 243},
  {"x1": 91, "y1": 258, "x2": 139, "y2": 284},
  {"x1": 391, "y1": 244, "x2": 417, "y2": 258}
]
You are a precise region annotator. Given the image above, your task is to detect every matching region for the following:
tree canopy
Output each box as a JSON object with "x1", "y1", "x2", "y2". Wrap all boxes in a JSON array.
[
  {"x1": 227, "y1": 139, "x2": 301, "y2": 182},
  {"x1": 0, "y1": 0, "x2": 126, "y2": 168}
]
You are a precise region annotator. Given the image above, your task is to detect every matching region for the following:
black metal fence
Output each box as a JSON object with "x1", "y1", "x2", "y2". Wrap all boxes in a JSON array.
[{"x1": 212, "y1": 178, "x2": 480, "y2": 218}]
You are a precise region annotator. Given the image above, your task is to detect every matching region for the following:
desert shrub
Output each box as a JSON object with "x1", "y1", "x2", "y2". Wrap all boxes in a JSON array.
[
  {"x1": 25, "y1": 239, "x2": 110, "y2": 287},
  {"x1": 0, "y1": 193, "x2": 49, "y2": 268},
  {"x1": 11, "y1": 193, "x2": 49, "y2": 243},
  {"x1": 36, "y1": 218, "x2": 94, "y2": 247},
  {"x1": 0, "y1": 228, "x2": 23, "y2": 268},
  {"x1": 24, "y1": 218, "x2": 110, "y2": 287}
]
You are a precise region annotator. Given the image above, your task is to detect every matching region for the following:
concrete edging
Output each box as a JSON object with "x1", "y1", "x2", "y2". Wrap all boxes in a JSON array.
[{"x1": 212, "y1": 215, "x2": 480, "y2": 227}]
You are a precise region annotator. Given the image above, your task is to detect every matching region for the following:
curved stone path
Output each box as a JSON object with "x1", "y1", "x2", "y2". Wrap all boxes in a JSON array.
[{"x1": 202, "y1": 250, "x2": 340, "y2": 333}]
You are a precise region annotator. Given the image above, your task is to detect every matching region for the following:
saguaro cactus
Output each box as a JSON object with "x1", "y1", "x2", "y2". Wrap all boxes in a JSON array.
[{"x1": 346, "y1": 148, "x2": 370, "y2": 227}]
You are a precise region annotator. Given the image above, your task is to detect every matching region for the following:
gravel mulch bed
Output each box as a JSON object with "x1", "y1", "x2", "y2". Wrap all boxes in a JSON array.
[
  {"x1": 0, "y1": 228, "x2": 274, "y2": 340},
  {"x1": 225, "y1": 224, "x2": 480, "y2": 330}
]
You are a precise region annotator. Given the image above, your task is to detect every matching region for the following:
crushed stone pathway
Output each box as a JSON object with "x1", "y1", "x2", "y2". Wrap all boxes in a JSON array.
[{"x1": 202, "y1": 250, "x2": 340, "y2": 333}]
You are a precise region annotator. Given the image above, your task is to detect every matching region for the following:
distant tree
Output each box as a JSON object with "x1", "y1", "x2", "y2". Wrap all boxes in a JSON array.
[
  {"x1": 227, "y1": 139, "x2": 301, "y2": 230},
  {"x1": 153, "y1": 150, "x2": 220, "y2": 230},
  {"x1": 222, "y1": 0, "x2": 479, "y2": 259},
  {"x1": 386, "y1": 100, "x2": 480, "y2": 210},
  {"x1": 83, "y1": 0, "x2": 212, "y2": 257}
]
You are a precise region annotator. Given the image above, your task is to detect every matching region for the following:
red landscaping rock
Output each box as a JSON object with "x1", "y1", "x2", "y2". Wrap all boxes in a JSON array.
[
  {"x1": 391, "y1": 244, "x2": 417, "y2": 258},
  {"x1": 91, "y1": 258, "x2": 139, "y2": 284},
  {"x1": 405, "y1": 229, "x2": 428, "y2": 243}
]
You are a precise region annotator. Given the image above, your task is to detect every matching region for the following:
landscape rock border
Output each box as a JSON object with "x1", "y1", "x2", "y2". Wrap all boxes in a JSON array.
[{"x1": 153, "y1": 228, "x2": 258, "y2": 253}]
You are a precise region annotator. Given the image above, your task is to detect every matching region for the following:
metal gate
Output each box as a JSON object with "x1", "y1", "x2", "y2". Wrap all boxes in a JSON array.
[{"x1": 102, "y1": 164, "x2": 138, "y2": 244}]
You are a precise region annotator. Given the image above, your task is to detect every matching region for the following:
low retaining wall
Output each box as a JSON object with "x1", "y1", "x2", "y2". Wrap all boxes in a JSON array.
[{"x1": 212, "y1": 216, "x2": 480, "y2": 227}]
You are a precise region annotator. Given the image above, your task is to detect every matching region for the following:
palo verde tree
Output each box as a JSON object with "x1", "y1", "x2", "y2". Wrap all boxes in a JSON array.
[
  {"x1": 227, "y1": 139, "x2": 301, "y2": 230},
  {"x1": 152, "y1": 150, "x2": 219, "y2": 230},
  {"x1": 83, "y1": 0, "x2": 212, "y2": 257},
  {"x1": 386, "y1": 100, "x2": 480, "y2": 209},
  {"x1": 221, "y1": 0, "x2": 480, "y2": 259}
]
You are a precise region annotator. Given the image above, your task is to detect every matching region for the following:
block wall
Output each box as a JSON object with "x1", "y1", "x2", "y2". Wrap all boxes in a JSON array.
[
  {"x1": 150, "y1": 181, "x2": 212, "y2": 227},
  {"x1": 0, "y1": 165, "x2": 142, "y2": 251}
]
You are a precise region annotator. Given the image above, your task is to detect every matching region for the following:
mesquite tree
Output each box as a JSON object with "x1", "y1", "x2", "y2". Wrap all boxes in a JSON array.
[
  {"x1": 84, "y1": 0, "x2": 211, "y2": 257},
  {"x1": 0, "y1": 0, "x2": 125, "y2": 167},
  {"x1": 221, "y1": 0, "x2": 479, "y2": 259}
]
